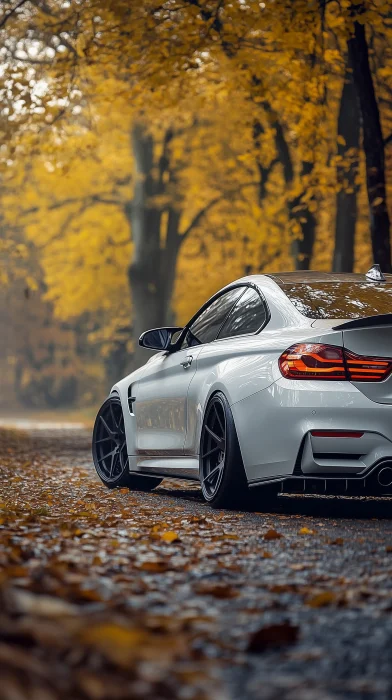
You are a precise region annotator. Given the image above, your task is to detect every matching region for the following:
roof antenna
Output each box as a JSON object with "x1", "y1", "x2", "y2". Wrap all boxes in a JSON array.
[{"x1": 366, "y1": 264, "x2": 386, "y2": 282}]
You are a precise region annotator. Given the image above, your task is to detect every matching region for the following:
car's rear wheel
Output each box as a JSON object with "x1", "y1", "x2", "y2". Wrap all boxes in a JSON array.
[
  {"x1": 92, "y1": 396, "x2": 162, "y2": 491},
  {"x1": 200, "y1": 392, "x2": 250, "y2": 508}
]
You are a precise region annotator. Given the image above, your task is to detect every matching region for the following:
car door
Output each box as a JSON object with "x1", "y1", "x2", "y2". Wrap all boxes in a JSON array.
[
  {"x1": 184, "y1": 285, "x2": 269, "y2": 455},
  {"x1": 134, "y1": 287, "x2": 245, "y2": 455}
]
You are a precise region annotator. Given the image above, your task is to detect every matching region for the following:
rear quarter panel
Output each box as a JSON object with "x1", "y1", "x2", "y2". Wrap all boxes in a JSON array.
[{"x1": 185, "y1": 328, "x2": 344, "y2": 455}]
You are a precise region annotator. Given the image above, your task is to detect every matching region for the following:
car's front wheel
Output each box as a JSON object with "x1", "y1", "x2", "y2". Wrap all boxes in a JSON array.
[
  {"x1": 92, "y1": 396, "x2": 162, "y2": 491},
  {"x1": 200, "y1": 392, "x2": 250, "y2": 508}
]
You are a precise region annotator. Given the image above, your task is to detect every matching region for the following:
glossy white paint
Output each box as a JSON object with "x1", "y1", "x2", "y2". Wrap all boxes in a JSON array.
[
  {"x1": 231, "y1": 378, "x2": 392, "y2": 481},
  {"x1": 342, "y1": 325, "x2": 392, "y2": 404},
  {"x1": 110, "y1": 274, "x2": 392, "y2": 485},
  {"x1": 134, "y1": 346, "x2": 203, "y2": 454}
]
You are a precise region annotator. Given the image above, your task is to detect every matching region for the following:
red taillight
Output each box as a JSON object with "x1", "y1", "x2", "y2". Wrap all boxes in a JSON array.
[
  {"x1": 344, "y1": 349, "x2": 392, "y2": 382},
  {"x1": 278, "y1": 343, "x2": 346, "y2": 380},
  {"x1": 279, "y1": 344, "x2": 392, "y2": 382}
]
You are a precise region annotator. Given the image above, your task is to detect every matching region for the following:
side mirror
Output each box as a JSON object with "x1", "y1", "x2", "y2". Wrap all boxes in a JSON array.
[{"x1": 139, "y1": 327, "x2": 183, "y2": 351}]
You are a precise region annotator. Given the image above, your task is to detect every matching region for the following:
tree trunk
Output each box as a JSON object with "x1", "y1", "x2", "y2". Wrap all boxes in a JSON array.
[
  {"x1": 347, "y1": 11, "x2": 392, "y2": 271},
  {"x1": 290, "y1": 161, "x2": 316, "y2": 270},
  {"x1": 261, "y1": 100, "x2": 315, "y2": 270},
  {"x1": 291, "y1": 210, "x2": 316, "y2": 270},
  {"x1": 332, "y1": 63, "x2": 360, "y2": 272},
  {"x1": 127, "y1": 124, "x2": 182, "y2": 369}
]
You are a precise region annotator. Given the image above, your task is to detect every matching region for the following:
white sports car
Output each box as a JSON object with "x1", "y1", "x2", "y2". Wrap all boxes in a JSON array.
[{"x1": 92, "y1": 266, "x2": 392, "y2": 507}]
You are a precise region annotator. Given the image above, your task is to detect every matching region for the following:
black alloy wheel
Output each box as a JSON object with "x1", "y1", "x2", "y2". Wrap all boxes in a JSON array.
[
  {"x1": 200, "y1": 392, "x2": 249, "y2": 508},
  {"x1": 92, "y1": 395, "x2": 161, "y2": 491}
]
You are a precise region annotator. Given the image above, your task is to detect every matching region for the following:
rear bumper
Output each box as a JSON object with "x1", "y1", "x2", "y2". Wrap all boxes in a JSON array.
[
  {"x1": 231, "y1": 377, "x2": 392, "y2": 484},
  {"x1": 249, "y1": 459, "x2": 392, "y2": 496}
]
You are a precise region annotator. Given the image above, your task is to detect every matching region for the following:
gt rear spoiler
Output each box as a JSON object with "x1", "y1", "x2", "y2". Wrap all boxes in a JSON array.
[{"x1": 333, "y1": 314, "x2": 392, "y2": 331}]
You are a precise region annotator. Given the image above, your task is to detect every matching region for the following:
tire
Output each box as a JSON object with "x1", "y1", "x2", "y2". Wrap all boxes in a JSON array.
[
  {"x1": 199, "y1": 391, "x2": 250, "y2": 508},
  {"x1": 92, "y1": 396, "x2": 162, "y2": 492}
]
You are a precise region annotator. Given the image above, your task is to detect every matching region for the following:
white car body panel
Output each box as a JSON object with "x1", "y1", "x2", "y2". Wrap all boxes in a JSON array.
[
  {"x1": 134, "y1": 346, "x2": 203, "y2": 454},
  {"x1": 110, "y1": 273, "x2": 392, "y2": 487}
]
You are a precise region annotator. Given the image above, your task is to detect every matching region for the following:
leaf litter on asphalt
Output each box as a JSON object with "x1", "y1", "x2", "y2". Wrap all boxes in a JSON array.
[{"x1": 2, "y1": 426, "x2": 392, "y2": 699}]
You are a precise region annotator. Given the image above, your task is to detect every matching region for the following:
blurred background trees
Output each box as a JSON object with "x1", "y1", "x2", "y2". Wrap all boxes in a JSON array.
[{"x1": 1, "y1": 0, "x2": 392, "y2": 410}]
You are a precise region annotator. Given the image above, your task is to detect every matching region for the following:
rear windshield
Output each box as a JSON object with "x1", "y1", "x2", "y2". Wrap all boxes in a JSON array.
[{"x1": 282, "y1": 282, "x2": 392, "y2": 320}]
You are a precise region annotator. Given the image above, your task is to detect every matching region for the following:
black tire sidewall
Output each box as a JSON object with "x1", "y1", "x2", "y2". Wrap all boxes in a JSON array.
[
  {"x1": 200, "y1": 391, "x2": 248, "y2": 508},
  {"x1": 92, "y1": 396, "x2": 162, "y2": 491},
  {"x1": 92, "y1": 396, "x2": 130, "y2": 488}
]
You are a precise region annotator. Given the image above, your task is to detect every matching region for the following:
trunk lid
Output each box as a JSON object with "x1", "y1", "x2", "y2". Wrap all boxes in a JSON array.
[{"x1": 333, "y1": 315, "x2": 392, "y2": 404}]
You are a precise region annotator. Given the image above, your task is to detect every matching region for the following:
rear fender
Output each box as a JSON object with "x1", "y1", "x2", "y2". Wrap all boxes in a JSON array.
[{"x1": 186, "y1": 328, "x2": 344, "y2": 456}]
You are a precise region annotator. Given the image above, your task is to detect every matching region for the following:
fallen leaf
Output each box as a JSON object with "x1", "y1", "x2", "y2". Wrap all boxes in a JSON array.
[
  {"x1": 247, "y1": 622, "x2": 299, "y2": 652},
  {"x1": 151, "y1": 522, "x2": 170, "y2": 533},
  {"x1": 264, "y1": 529, "x2": 283, "y2": 540},
  {"x1": 8, "y1": 588, "x2": 78, "y2": 617},
  {"x1": 307, "y1": 591, "x2": 337, "y2": 608},
  {"x1": 194, "y1": 582, "x2": 239, "y2": 599},
  {"x1": 160, "y1": 531, "x2": 180, "y2": 543},
  {"x1": 80, "y1": 623, "x2": 148, "y2": 666},
  {"x1": 139, "y1": 560, "x2": 170, "y2": 572},
  {"x1": 328, "y1": 537, "x2": 344, "y2": 546}
]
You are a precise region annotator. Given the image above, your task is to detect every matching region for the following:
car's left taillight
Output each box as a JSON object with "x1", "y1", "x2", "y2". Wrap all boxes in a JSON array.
[
  {"x1": 344, "y1": 349, "x2": 392, "y2": 382},
  {"x1": 279, "y1": 343, "x2": 346, "y2": 380},
  {"x1": 279, "y1": 343, "x2": 392, "y2": 382}
]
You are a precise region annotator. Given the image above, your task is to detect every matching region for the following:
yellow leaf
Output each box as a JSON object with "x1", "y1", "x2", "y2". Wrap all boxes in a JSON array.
[
  {"x1": 161, "y1": 531, "x2": 179, "y2": 543},
  {"x1": 307, "y1": 591, "x2": 337, "y2": 608},
  {"x1": 80, "y1": 623, "x2": 148, "y2": 666}
]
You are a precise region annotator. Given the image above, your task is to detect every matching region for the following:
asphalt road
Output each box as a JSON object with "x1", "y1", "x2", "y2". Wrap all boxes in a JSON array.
[{"x1": 2, "y1": 423, "x2": 392, "y2": 700}]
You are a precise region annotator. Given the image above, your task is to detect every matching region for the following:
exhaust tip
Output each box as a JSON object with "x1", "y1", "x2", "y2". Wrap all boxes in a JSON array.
[{"x1": 377, "y1": 466, "x2": 392, "y2": 487}]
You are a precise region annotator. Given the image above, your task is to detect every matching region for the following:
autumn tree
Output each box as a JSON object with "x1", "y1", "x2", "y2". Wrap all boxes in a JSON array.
[
  {"x1": 347, "y1": 2, "x2": 391, "y2": 271},
  {"x1": 333, "y1": 61, "x2": 360, "y2": 273},
  {"x1": 1, "y1": 0, "x2": 392, "y2": 391}
]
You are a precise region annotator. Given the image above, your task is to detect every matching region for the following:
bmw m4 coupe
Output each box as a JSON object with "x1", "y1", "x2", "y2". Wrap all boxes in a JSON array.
[{"x1": 93, "y1": 266, "x2": 392, "y2": 507}]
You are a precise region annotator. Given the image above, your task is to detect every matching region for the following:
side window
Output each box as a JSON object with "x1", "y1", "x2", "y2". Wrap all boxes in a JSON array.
[
  {"x1": 217, "y1": 287, "x2": 267, "y2": 339},
  {"x1": 181, "y1": 288, "x2": 244, "y2": 348}
]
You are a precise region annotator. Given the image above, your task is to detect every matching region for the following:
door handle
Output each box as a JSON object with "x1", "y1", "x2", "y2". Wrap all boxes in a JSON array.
[{"x1": 180, "y1": 355, "x2": 193, "y2": 369}]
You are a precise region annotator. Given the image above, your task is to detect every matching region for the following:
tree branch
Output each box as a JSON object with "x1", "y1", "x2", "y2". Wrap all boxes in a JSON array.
[
  {"x1": 180, "y1": 179, "x2": 261, "y2": 240},
  {"x1": 0, "y1": 0, "x2": 30, "y2": 29},
  {"x1": 180, "y1": 197, "x2": 221, "y2": 240},
  {"x1": 384, "y1": 133, "x2": 392, "y2": 147},
  {"x1": 21, "y1": 193, "x2": 122, "y2": 218}
]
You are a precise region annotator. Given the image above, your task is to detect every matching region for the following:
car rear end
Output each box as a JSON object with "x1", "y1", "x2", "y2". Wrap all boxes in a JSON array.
[{"x1": 239, "y1": 273, "x2": 392, "y2": 496}]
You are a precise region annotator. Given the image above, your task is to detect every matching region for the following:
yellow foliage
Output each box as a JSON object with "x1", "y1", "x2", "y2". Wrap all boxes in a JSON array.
[{"x1": 1, "y1": 0, "x2": 390, "y2": 372}]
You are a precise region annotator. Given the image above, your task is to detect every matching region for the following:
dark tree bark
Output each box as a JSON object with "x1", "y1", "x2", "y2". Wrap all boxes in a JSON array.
[
  {"x1": 269, "y1": 114, "x2": 317, "y2": 271},
  {"x1": 347, "y1": 11, "x2": 392, "y2": 271},
  {"x1": 332, "y1": 63, "x2": 360, "y2": 272},
  {"x1": 253, "y1": 97, "x2": 313, "y2": 271},
  {"x1": 126, "y1": 124, "x2": 218, "y2": 369},
  {"x1": 127, "y1": 124, "x2": 182, "y2": 369},
  {"x1": 290, "y1": 161, "x2": 316, "y2": 271},
  {"x1": 260, "y1": 99, "x2": 315, "y2": 270}
]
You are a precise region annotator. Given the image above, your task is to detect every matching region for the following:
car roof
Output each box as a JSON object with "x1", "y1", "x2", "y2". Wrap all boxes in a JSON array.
[{"x1": 265, "y1": 271, "x2": 392, "y2": 284}]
